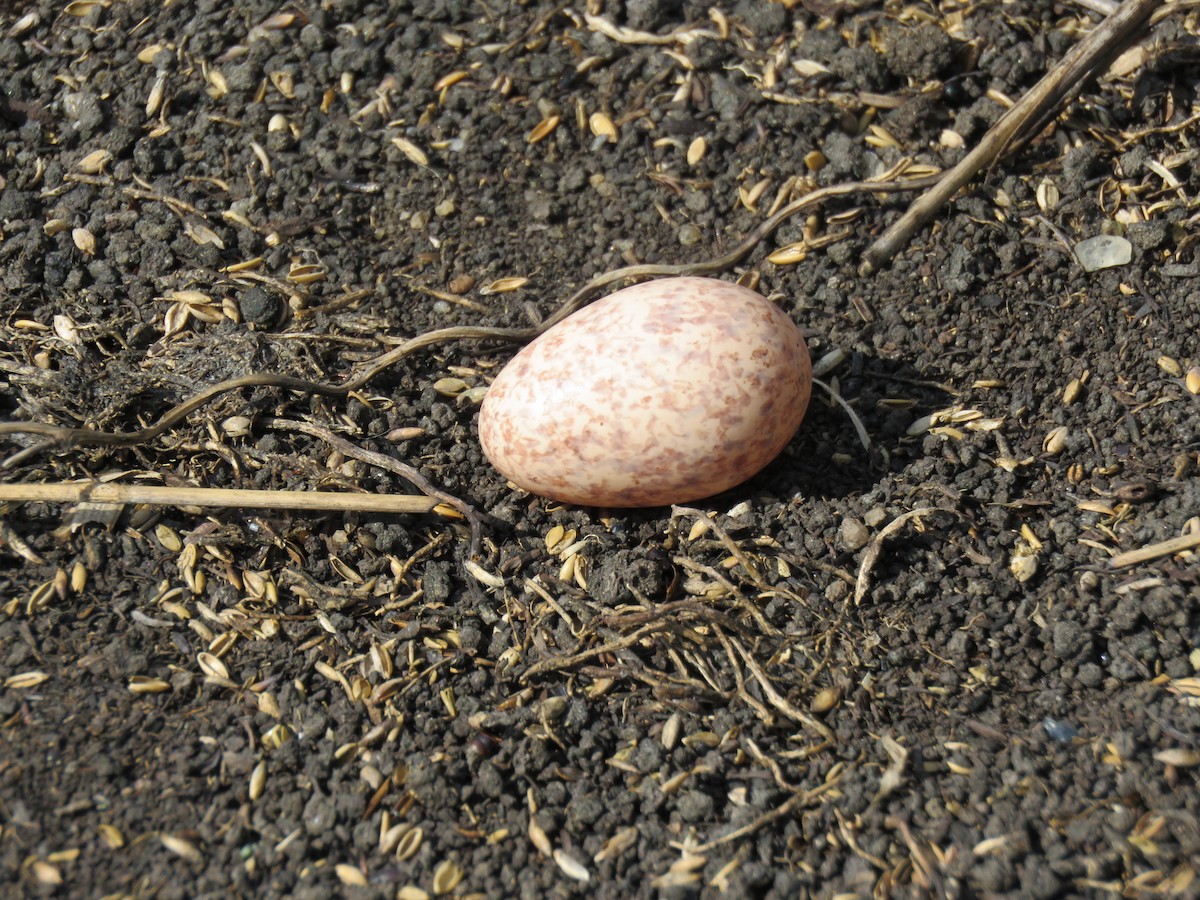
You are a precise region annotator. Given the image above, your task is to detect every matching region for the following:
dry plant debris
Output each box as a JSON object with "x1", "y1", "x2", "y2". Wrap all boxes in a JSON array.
[{"x1": 2, "y1": 0, "x2": 1200, "y2": 896}]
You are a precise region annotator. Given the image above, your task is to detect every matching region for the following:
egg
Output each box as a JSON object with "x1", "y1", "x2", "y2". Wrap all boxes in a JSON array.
[{"x1": 478, "y1": 276, "x2": 812, "y2": 507}]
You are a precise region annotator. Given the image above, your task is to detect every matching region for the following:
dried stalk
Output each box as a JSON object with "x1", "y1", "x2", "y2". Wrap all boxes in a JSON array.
[
  {"x1": 0, "y1": 481, "x2": 440, "y2": 515},
  {"x1": 1108, "y1": 531, "x2": 1200, "y2": 568},
  {"x1": 860, "y1": 0, "x2": 1161, "y2": 275}
]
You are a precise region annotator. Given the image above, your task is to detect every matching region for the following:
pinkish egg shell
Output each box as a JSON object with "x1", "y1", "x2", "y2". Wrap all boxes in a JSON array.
[{"x1": 478, "y1": 276, "x2": 812, "y2": 507}]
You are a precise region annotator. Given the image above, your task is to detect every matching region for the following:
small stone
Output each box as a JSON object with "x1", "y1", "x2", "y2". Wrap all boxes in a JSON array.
[
  {"x1": 238, "y1": 286, "x2": 280, "y2": 328},
  {"x1": 838, "y1": 517, "x2": 870, "y2": 551},
  {"x1": 864, "y1": 507, "x2": 888, "y2": 528},
  {"x1": 1074, "y1": 234, "x2": 1131, "y2": 272},
  {"x1": 448, "y1": 274, "x2": 475, "y2": 294},
  {"x1": 676, "y1": 790, "x2": 714, "y2": 823}
]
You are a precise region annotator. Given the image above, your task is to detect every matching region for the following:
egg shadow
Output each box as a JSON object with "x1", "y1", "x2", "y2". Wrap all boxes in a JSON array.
[
  {"x1": 738, "y1": 349, "x2": 956, "y2": 503},
  {"x1": 472, "y1": 350, "x2": 956, "y2": 533}
]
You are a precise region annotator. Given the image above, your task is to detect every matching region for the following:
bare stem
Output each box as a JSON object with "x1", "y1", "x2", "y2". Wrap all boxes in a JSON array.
[{"x1": 0, "y1": 481, "x2": 441, "y2": 515}]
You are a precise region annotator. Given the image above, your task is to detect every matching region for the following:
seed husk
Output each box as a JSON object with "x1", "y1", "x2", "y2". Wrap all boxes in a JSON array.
[
  {"x1": 588, "y1": 112, "x2": 617, "y2": 141},
  {"x1": 268, "y1": 70, "x2": 295, "y2": 99},
  {"x1": 528, "y1": 818, "x2": 552, "y2": 856},
  {"x1": 380, "y1": 822, "x2": 412, "y2": 855},
  {"x1": 27, "y1": 580, "x2": 55, "y2": 614},
  {"x1": 336, "y1": 864, "x2": 368, "y2": 886},
  {"x1": 395, "y1": 826, "x2": 423, "y2": 861},
  {"x1": 250, "y1": 141, "x2": 271, "y2": 176},
  {"x1": 204, "y1": 65, "x2": 228, "y2": 98},
  {"x1": 128, "y1": 676, "x2": 171, "y2": 693},
  {"x1": 767, "y1": 243, "x2": 807, "y2": 266},
  {"x1": 660, "y1": 770, "x2": 690, "y2": 795},
  {"x1": 392, "y1": 136, "x2": 429, "y2": 166},
  {"x1": 1036, "y1": 179, "x2": 1059, "y2": 211},
  {"x1": 528, "y1": 114, "x2": 560, "y2": 144},
  {"x1": 480, "y1": 276, "x2": 528, "y2": 295},
  {"x1": 71, "y1": 561, "x2": 88, "y2": 593},
  {"x1": 433, "y1": 377, "x2": 470, "y2": 396},
  {"x1": 433, "y1": 70, "x2": 467, "y2": 92},
  {"x1": 1158, "y1": 355, "x2": 1183, "y2": 377},
  {"x1": 554, "y1": 849, "x2": 590, "y2": 883},
  {"x1": 594, "y1": 826, "x2": 638, "y2": 862},
  {"x1": 76, "y1": 149, "x2": 112, "y2": 174},
  {"x1": 155, "y1": 523, "x2": 182, "y2": 552},
  {"x1": 1154, "y1": 748, "x2": 1200, "y2": 768},
  {"x1": 9, "y1": 12, "x2": 40, "y2": 37},
  {"x1": 811, "y1": 686, "x2": 840, "y2": 713},
  {"x1": 1062, "y1": 378, "x2": 1082, "y2": 405},
  {"x1": 249, "y1": 760, "x2": 266, "y2": 800},
  {"x1": 1043, "y1": 426, "x2": 1069, "y2": 455},
  {"x1": 1009, "y1": 547, "x2": 1038, "y2": 583},
  {"x1": 160, "y1": 833, "x2": 201, "y2": 862},
  {"x1": 197, "y1": 652, "x2": 230, "y2": 681},
  {"x1": 32, "y1": 861, "x2": 62, "y2": 886},
  {"x1": 432, "y1": 859, "x2": 464, "y2": 895},
  {"x1": 64, "y1": 0, "x2": 105, "y2": 16},
  {"x1": 5, "y1": 671, "x2": 49, "y2": 689},
  {"x1": 661, "y1": 713, "x2": 681, "y2": 750},
  {"x1": 72, "y1": 227, "x2": 96, "y2": 255},
  {"x1": 262, "y1": 722, "x2": 292, "y2": 750}
]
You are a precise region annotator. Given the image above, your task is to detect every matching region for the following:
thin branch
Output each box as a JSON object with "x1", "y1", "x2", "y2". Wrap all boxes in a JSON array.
[
  {"x1": 1108, "y1": 531, "x2": 1200, "y2": 568},
  {"x1": 261, "y1": 416, "x2": 490, "y2": 555},
  {"x1": 688, "y1": 777, "x2": 843, "y2": 853},
  {"x1": 0, "y1": 481, "x2": 441, "y2": 515},
  {"x1": 728, "y1": 635, "x2": 834, "y2": 740},
  {"x1": 860, "y1": 0, "x2": 1160, "y2": 275}
]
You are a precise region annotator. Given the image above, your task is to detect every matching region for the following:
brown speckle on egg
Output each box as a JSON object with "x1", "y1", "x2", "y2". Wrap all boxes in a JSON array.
[{"x1": 478, "y1": 276, "x2": 812, "y2": 508}]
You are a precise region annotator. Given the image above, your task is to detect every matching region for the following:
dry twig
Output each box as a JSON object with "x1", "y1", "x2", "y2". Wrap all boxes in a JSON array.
[
  {"x1": 1108, "y1": 530, "x2": 1200, "y2": 568},
  {"x1": 0, "y1": 481, "x2": 440, "y2": 515},
  {"x1": 861, "y1": 0, "x2": 1161, "y2": 275}
]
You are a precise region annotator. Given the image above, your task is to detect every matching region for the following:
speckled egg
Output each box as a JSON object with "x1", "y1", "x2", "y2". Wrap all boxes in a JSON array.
[{"x1": 478, "y1": 276, "x2": 812, "y2": 507}]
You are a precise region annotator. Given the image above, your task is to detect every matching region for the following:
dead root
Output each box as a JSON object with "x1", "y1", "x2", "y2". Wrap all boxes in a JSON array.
[{"x1": 853, "y1": 507, "x2": 964, "y2": 606}]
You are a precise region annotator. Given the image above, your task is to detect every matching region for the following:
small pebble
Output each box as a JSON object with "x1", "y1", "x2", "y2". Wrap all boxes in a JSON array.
[
  {"x1": 839, "y1": 517, "x2": 870, "y2": 551},
  {"x1": 1042, "y1": 717, "x2": 1079, "y2": 743}
]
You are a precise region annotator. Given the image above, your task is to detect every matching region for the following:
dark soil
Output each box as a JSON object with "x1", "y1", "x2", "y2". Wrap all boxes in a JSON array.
[{"x1": 3, "y1": 1, "x2": 1200, "y2": 897}]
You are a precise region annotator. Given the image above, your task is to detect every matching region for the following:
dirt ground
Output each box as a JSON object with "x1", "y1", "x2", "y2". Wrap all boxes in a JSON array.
[{"x1": 2, "y1": 0, "x2": 1200, "y2": 897}]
